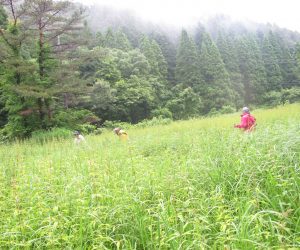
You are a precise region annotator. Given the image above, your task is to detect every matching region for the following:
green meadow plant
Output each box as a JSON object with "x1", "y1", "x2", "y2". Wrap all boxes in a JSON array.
[{"x1": 0, "y1": 104, "x2": 299, "y2": 249}]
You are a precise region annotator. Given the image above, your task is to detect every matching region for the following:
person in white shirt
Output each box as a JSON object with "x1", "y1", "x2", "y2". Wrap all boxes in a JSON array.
[{"x1": 74, "y1": 131, "x2": 85, "y2": 144}]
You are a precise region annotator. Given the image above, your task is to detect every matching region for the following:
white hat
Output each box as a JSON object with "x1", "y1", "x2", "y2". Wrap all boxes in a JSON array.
[{"x1": 242, "y1": 107, "x2": 250, "y2": 113}]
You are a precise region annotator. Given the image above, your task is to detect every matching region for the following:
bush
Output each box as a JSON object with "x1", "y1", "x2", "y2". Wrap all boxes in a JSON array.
[
  {"x1": 261, "y1": 88, "x2": 300, "y2": 108},
  {"x1": 77, "y1": 123, "x2": 97, "y2": 134},
  {"x1": 281, "y1": 87, "x2": 300, "y2": 104},
  {"x1": 207, "y1": 108, "x2": 219, "y2": 117},
  {"x1": 263, "y1": 91, "x2": 282, "y2": 107},
  {"x1": 93, "y1": 128, "x2": 106, "y2": 135},
  {"x1": 0, "y1": 129, "x2": 9, "y2": 144},
  {"x1": 102, "y1": 120, "x2": 132, "y2": 130},
  {"x1": 53, "y1": 109, "x2": 100, "y2": 130},
  {"x1": 134, "y1": 117, "x2": 172, "y2": 128},
  {"x1": 31, "y1": 128, "x2": 72, "y2": 144},
  {"x1": 220, "y1": 105, "x2": 236, "y2": 114},
  {"x1": 151, "y1": 108, "x2": 173, "y2": 119}
]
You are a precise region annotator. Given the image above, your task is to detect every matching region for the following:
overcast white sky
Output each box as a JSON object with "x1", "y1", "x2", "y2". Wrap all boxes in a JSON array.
[{"x1": 75, "y1": 0, "x2": 300, "y2": 32}]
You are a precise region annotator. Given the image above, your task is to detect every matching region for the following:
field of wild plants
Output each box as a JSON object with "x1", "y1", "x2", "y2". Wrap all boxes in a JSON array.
[{"x1": 0, "y1": 104, "x2": 299, "y2": 249}]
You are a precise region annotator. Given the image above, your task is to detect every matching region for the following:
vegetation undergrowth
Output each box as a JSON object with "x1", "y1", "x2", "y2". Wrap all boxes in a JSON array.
[{"x1": 0, "y1": 104, "x2": 299, "y2": 249}]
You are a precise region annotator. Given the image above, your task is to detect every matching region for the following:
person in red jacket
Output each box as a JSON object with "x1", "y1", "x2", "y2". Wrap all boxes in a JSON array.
[{"x1": 234, "y1": 107, "x2": 256, "y2": 132}]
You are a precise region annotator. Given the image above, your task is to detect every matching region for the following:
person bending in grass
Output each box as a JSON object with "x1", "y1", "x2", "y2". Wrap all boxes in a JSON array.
[
  {"x1": 234, "y1": 107, "x2": 256, "y2": 132},
  {"x1": 74, "y1": 131, "x2": 85, "y2": 144},
  {"x1": 113, "y1": 127, "x2": 128, "y2": 141}
]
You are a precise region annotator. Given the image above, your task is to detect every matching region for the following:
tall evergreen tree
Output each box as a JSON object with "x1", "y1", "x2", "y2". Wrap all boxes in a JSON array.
[
  {"x1": 269, "y1": 31, "x2": 299, "y2": 88},
  {"x1": 294, "y1": 43, "x2": 300, "y2": 85},
  {"x1": 81, "y1": 20, "x2": 95, "y2": 49},
  {"x1": 194, "y1": 23, "x2": 206, "y2": 51},
  {"x1": 151, "y1": 39, "x2": 168, "y2": 81},
  {"x1": 217, "y1": 31, "x2": 244, "y2": 107},
  {"x1": 95, "y1": 31, "x2": 105, "y2": 47},
  {"x1": 261, "y1": 34, "x2": 283, "y2": 91},
  {"x1": 166, "y1": 85, "x2": 202, "y2": 119},
  {"x1": 22, "y1": 0, "x2": 85, "y2": 128},
  {"x1": 139, "y1": 36, "x2": 162, "y2": 78},
  {"x1": 0, "y1": 5, "x2": 8, "y2": 127},
  {"x1": 237, "y1": 35, "x2": 267, "y2": 104},
  {"x1": 0, "y1": 5, "x2": 7, "y2": 28},
  {"x1": 121, "y1": 25, "x2": 142, "y2": 48},
  {"x1": 199, "y1": 32, "x2": 235, "y2": 112},
  {"x1": 150, "y1": 32, "x2": 176, "y2": 84},
  {"x1": 0, "y1": 0, "x2": 38, "y2": 137},
  {"x1": 104, "y1": 28, "x2": 116, "y2": 48},
  {"x1": 0, "y1": 0, "x2": 85, "y2": 137},
  {"x1": 175, "y1": 29, "x2": 202, "y2": 87},
  {"x1": 115, "y1": 29, "x2": 132, "y2": 51}
]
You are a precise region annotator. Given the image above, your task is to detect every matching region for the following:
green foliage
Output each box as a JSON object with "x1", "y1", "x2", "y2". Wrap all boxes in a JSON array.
[
  {"x1": 86, "y1": 80, "x2": 116, "y2": 112},
  {"x1": 31, "y1": 127, "x2": 72, "y2": 143},
  {"x1": 103, "y1": 28, "x2": 116, "y2": 48},
  {"x1": 134, "y1": 116, "x2": 172, "y2": 128},
  {"x1": 269, "y1": 32, "x2": 298, "y2": 88},
  {"x1": 95, "y1": 31, "x2": 104, "y2": 47},
  {"x1": 262, "y1": 91, "x2": 282, "y2": 107},
  {"x1": 0, "y1": 5, "x2": 7, "y2": 28},
  {"x1": 1, "y1": 3, "x2": 300, "y2": 139},
  {"x1": 166, "y1": 85, "x2": 202, "y2": 119},
  {"x1": 219, "y1": 105, "x2": 236, "y2": 114},
  {"x1": 0, "y1": 0, "x2": 86, "y2": 139},
  {"x1": 175, "y1": 30, "x2": 203, "y2": 87},
  {"x1": 53, "y1": 109, "x2": 99, "y2": 131},
  {"x1": 110, "y1": 49, "x2": 150, "y2": 79},
  {"x1": 150, "y1": 32, "x2": 176, "y2": 84},
  {"x1": 263, "y1": 87, "x2": 300, "y2": 107},
  {"x1": 237, "y1": 35, "x2": 268, "y2": 104},
  {"x1": 199, "y1": 32, "x2": 235, "y2": 112},
  {"x1": 113, "y1": 76, "x2": 155, "y2": 123},
  {"x1": 94, "y1": 57, "x2": 121, "y2": 84},
  {"x1": 93, "y1": 127, "x2": 106, "y2": 135},
  {"x1": 151, "y1": 40, "x2": 168, "y2": 81},
  {"x1": 139, "y1": 36, "x2": 161, "y2": 78},
  {"x1": 77, "y1": 123, "x2": 97, "y2": 134},
  {"x1": 115, "y1": 29, "x2": 132, "y2": 51},
  {"x1": 0, "y1": 104, "x2": 299, "y2": 248},
  {"x1": 281, "y1": 87, "x2": 300, "y2": 103},
  {"x1": 217, "y1": 32, "x2": 244, "y2": 107},
  {"x1": 261, "y1": 34, "x2": 283, "y2": 91},
  {"x1": 0, "y1": 129, "x2": 9, "y2": 143},
  {"x1": 102, "y1": 120, "x2": 132, "y2": 130},
  {"x1": 151, "y1": 108, "x2": 173, "y2": 119}
]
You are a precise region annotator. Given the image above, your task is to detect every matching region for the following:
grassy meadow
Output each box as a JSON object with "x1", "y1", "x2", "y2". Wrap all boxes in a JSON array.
[{"x1": 0, "y1": 104, "x2": 299, "y2": 249}]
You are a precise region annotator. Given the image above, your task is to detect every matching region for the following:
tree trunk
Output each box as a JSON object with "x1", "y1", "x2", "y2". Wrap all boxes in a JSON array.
[{"x1": 63, "y1": 93, "x2": 69, "y2": 109}]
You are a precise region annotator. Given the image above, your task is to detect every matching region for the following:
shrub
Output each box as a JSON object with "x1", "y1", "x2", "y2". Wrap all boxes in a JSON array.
[
  {"x1": 207, "y1": 108, "x2": 219, "y2": 117},
  {"x1": 220, "y1": 105, "x2": 236, "y2": 114},
  {"x1": 151, "y1": 108, "x2": 173, "y2": 119},
  {"x1": 31, "y1": 128, "x2": 72, "y2": 143},
  {"x1": 78, "y1": 123, "x2": 97, "y2": 134},
  {"x1": 102, "y1": 120, "x2": 132, "y2": 130},
  {"x1": 53, "y1": 109, "x2": 100, "y2": 130},
  {"x1": 263, "y1": 91, "x2": 282, "y2": 107},
  {"x1": 134, "y1": 117, "x2": 172, "y2": 128},
  {"x1": 0, "y1": 129, "x2": 9, "y2": 144},
  {"x1": 281, "y1": 87, "x2": 300, "y2": 104},
  {"x1": 93, "y1": 127, "x2": 106, "y2": 135}
]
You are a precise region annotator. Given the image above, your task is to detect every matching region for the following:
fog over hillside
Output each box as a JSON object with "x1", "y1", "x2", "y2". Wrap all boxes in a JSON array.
[
  {"x1": 74, "y1": 0, "x2": 300, "y2": 32},
  {"x1": 83, "y1": 3, "x2": 300, "y2": 46}
]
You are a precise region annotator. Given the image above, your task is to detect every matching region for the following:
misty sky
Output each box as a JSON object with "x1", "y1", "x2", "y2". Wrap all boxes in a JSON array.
[{"x1": 74, "y1": 0, "x2": 300, "y2": 32}]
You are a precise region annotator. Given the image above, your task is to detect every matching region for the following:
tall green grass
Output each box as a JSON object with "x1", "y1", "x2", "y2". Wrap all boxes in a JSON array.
[{"x1": 0, "y1": 104, "x2": 299, "y2": 249}]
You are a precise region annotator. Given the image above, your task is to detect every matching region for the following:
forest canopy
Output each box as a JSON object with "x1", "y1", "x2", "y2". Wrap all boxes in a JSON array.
[{"x1": 0, "y1": 0, "x2": 300, "y2": 139}]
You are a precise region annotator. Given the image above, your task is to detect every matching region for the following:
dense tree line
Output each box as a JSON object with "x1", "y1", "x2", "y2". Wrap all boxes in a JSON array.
[{"x1": 1, "y1": 1, "x2": 300, "y2": 139}]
